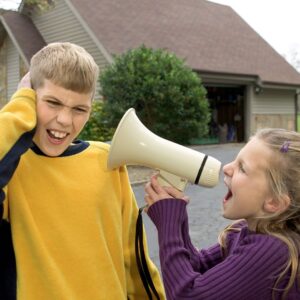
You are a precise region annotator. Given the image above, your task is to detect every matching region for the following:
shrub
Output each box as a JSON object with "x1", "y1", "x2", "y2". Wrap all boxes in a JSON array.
[
  {"x1": 78, "y1": 100, "x2": 114, "y2": 142},
  {"x1": 100, "y1": 45, "x2": 210, "y2": 144}
]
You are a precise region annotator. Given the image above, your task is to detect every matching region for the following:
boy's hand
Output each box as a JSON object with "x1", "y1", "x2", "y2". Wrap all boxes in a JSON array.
[
  {"x1": 18, "y1": 72, "x2": 32, "y2": 90},
  {"x1": 144, "y1": 174, "x2": 189, "y2": 211}
]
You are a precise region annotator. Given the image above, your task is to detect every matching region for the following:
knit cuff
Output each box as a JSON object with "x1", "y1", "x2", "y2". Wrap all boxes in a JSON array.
[{"x1": 148, "y1": 198, "x2": 187, "y2": 239}]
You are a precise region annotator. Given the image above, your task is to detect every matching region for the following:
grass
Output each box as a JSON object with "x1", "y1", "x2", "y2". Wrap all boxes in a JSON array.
[{"x1": 298, "y1": 115, "x2": 300, "y2": 132}]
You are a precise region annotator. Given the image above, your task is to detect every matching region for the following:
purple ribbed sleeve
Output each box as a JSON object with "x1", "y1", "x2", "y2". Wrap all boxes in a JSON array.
[{"x1": 148, "y1": 199, "x2": 299, "y2": 300}]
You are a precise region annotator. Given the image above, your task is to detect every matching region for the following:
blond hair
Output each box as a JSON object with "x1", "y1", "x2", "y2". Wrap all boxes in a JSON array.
[
  {"x1": 30, "y1": 42, "x2": 99, "y2": 95},
  {"x1": 219, "y1": 128, "x2": 300, "y2": 299}
]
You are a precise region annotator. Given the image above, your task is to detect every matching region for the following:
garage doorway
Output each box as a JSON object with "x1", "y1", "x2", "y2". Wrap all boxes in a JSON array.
[{"x1": 205, "y1": 86, "x2": 245, "y2": 143}]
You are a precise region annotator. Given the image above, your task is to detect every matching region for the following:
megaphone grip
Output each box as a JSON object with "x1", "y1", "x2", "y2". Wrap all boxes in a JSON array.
[{"x1": 194, "y1": 154, "x2": 208, "y2": 185}]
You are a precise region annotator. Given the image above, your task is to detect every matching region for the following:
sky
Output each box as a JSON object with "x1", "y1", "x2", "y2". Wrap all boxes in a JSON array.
[
  {"x1": 1, "y1": 0, "x2": 300, "y2": 69},
  {"x1": 0, "y1": 0, "x2": 21, "y2": 10},
  {"x1": 209, "y1": 0, "x2": 300, "y2": 68}
]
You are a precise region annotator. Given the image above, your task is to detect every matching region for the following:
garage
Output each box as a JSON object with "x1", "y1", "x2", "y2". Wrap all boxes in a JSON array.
[{"x1": 201, "y1": 85, "x2": 245, "y2": 144}]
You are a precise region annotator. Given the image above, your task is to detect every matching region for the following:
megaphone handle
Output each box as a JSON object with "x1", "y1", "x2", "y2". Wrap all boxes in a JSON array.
[{"x1": 157, "y1": 169, "x2": 188, "y2": 192}]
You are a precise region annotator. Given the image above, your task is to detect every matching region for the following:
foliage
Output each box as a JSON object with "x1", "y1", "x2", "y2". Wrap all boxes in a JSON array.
[
  {"x1": 100, "y1": 45, "x2": 210, "y2": 144},
  {"x1": 24, "y1": 0, "x2": 54, "y2": 13},
  {"x1": 78, "y1": 100, "x2": 114, "y2": 142}
]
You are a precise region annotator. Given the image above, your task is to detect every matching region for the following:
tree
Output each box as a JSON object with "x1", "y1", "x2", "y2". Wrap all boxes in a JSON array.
[
  {"x1": 78, "y1": 101, "x2": 114, "y2": 142},
  {"x1": 100, "y1": 45, "x2": 210, "y2": 144},
  {"x1": 24, "y1": 0, "x2": 54, "y2": 13},
  {"x1": 282, "y1": 46, "x2": 300, "y2": 72}
]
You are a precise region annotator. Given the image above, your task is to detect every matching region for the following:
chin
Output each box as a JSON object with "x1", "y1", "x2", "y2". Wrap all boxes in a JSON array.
[
  {"x1": 222, "y1": 212, "x2": 236, "y2": 220},
  {"x1": 45, "y1": 151, "x2": 64, "y2": 157},
  {"x1": 39, "y1": 143, "x2": 68, "y2": 157}
]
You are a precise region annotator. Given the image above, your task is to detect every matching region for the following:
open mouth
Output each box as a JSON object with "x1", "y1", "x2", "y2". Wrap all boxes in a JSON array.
[
  {"x1": 47, "y1": 129, "x2": 69, "y2": 141},
  {"x1": 223, "y1": 188, "x2": 232, "y2": 203}
]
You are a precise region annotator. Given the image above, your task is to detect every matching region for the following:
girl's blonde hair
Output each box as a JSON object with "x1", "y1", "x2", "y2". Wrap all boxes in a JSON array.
[
  {"x1": 219, "y1": 128, "x2": 300, "y2": 299},
  {"x1": 30, "y1": 42, "x2": 99, "y2": 95}
]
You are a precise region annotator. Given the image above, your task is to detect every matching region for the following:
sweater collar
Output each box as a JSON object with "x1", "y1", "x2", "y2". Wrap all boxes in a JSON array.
[{"x1": 30, "y1": 140, "x2": 89, "y2": 157}]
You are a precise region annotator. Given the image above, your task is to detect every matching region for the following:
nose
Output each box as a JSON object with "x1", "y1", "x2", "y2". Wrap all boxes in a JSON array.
[
  {"x1": 56, "y1": 107, "x2": 73, "y2": 126},
  {"x1": 223, "y1": 161, "x2": 233, "y2": 177}
]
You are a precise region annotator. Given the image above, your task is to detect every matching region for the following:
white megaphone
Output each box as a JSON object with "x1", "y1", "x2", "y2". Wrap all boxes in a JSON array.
[{"x1": 107, "y1": 108, "x2": 221, "y2": 191}]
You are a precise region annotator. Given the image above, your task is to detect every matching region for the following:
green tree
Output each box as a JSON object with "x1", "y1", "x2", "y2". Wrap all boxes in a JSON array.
[
  {"x1": 100, "y1": 45, "x2": 210, "y2": 144},
  {"x1": 78, "y1": 101, "x2": 114, "y2": 142},
  {"x1": 24, "y1": 0, "x2": 54, "y2": 13}
]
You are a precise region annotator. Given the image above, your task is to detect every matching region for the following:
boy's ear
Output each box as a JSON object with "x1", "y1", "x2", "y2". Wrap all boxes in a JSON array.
[{"x1": 264, "y1": 195, "x2": 290, "y2": 214}]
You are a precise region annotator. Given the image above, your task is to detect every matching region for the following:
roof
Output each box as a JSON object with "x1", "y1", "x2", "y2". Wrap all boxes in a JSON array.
[
  {"x1": 0, "y1": 11, "x2": 46, "y2": 65},
  {"x1": 68, "y1": 0, "x2": 300, "y2": 86}
]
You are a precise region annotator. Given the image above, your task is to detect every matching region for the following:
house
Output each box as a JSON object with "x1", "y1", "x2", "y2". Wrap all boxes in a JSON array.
[{"x1": 1, "y1": 0, "x2": 300, "y2": 143}]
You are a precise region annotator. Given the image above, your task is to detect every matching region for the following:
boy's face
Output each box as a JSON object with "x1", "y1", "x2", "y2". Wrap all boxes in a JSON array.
[{"x1": 33, "y1": 79, "x2": 92, "y2": 156}]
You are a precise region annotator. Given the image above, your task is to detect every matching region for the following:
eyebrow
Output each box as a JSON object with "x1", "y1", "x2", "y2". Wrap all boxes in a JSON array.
[{"x1": 42, "y1": 96, "x2": 91, "y2": 110}]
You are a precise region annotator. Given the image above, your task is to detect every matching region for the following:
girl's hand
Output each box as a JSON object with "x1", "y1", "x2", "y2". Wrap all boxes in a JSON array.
[
  {"x1": 18, "y1": 72, "x2": 32, "y2": 90},
  {"x1": 144, "y1": 174, "x2": 189, "y2": 211}
]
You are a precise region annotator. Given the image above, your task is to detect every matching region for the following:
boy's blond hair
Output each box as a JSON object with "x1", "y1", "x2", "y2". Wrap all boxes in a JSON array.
[{"x1": 30, "y1": 42, "x2": 99, "y2": 96}]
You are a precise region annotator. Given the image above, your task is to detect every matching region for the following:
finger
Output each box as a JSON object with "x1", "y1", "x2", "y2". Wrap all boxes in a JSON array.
[
  {"x1": 146, "y1": 183, "x2": 160, "y2": 202},
  {"x1": 144, "y1": 193, "x2": 151, "y2": 204},
  {"x1": 143, "y1": 194, "x2": 153, "y2": 212},
  {"x1": 150, "y1": 175, "x2": 165, "y2": 194},
  {"x1": 144, "y1": 181, "x2": 156, "y2": 198},
  {"x1": 145, "y1": 176, "x2": 167, "y2": 202},
  {"x1": 18, "y1": 72, "x2": 32, "y2": 89},
  {"x1": 182, "y1": 196, "x2": 190, "y2": 204},
  {"x1": 164, "y1": 186, "x2": 185, "y2": 199}
]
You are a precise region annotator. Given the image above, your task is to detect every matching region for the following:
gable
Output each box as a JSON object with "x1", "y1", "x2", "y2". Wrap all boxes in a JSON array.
[{"x1": 68, "y1": 0, "x2": 300, "y2": 86}]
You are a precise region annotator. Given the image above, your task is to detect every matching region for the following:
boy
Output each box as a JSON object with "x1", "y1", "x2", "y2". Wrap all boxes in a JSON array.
[{"x1": 0, "y1": 42, "x2": 165, "y2": 300}]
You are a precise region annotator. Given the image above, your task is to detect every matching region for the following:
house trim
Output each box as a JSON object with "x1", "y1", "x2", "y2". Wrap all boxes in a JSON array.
[
  {"x1": 64, "y1": 0, "x2": 113, "y2": 64},
  {"x1": 0, "y1": 15, "x2": 29, "y2": 67}
]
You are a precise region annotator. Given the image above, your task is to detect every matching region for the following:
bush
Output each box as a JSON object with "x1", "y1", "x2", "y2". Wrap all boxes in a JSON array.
[
  {"x1": 78, "y1": 100, "x2": 114, "y2": 142},
  {"x1": 100, "y1": 45, "x2": 210, "y2": 144}
]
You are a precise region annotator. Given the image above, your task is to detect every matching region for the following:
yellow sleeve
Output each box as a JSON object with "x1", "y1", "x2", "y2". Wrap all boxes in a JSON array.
[
  {"x1": 120, "y1": 166, "x2": 166, "y2": 299},
  {"x1": 0, "y1": 88, "x2": 36, "y2": 160},
  {"x1": 0, "y1": 88, "x2": 37, "y2": 220}
]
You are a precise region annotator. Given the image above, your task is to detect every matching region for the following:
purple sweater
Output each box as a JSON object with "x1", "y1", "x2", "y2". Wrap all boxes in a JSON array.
[{"x1": 148, "y1": 199, "x2": 300, "y2": 300}]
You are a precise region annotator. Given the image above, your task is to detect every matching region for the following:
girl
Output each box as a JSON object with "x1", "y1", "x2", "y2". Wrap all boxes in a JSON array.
[{"x1": 144, "y1": 128, "x2": 300, "y2": 299}]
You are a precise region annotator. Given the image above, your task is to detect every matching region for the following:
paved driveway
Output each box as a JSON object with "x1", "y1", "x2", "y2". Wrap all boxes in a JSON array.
[{"x1": 132, "y1": 143, "x2": 244, "y2": 269}]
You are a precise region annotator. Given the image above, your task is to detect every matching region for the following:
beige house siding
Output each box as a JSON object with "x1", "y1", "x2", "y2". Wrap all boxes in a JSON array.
[
  {"x1": 0, "y1": 38, "x2": 7, "y2": 106},
  {"x1": 30, "y1": 0, "x2": 110, "y2": 98},
  {"x1": 253, "y1": 114, "x2": 295, "y2": 131},
  {"x1": 251, "y1": 88, "x2": 295, "y2": 132},
  {"x1": 7, "y1": 37, "x2": 20, "y2": 99},
  {"x1": 252, "y1": 89, "x2": 295, "y2": 114}
]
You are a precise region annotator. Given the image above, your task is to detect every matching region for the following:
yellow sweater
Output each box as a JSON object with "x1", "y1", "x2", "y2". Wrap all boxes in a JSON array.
[{"x1": 0, "y1": 89, "x2": 165, "y2": 300}]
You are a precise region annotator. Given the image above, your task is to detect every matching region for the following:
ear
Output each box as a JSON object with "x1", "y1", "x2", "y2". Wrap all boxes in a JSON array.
[{"x1": 263, "y1": 195, "x2": 290, "y2": 214}]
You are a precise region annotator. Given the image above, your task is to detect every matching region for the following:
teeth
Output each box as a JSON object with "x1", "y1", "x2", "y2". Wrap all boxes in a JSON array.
[{"x1": 50, "y1": 130, "x2": 67, "y2": 139}]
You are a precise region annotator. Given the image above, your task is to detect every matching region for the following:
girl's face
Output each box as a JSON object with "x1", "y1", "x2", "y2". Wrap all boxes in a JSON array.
[{"x1": 222, "y1": 137, "x2": 274, "y2": 229}]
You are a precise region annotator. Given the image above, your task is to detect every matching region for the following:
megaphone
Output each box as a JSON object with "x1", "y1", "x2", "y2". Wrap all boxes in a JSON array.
[{"x1": 107, "y1": 108, "x2": 221, "y2": 191}]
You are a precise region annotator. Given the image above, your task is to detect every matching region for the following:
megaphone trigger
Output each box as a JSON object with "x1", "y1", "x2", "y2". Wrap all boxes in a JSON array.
[{"x1": 156, "y1": 169, "x2": 188, "y2": 191}]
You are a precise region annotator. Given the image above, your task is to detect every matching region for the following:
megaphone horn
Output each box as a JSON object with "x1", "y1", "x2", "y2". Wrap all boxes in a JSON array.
[{"x1": 107, "y1": 108, "x2": 221, "y2": 191}]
